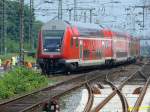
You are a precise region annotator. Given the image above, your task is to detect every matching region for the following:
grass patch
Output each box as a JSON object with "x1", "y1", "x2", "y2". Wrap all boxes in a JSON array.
[{"x1": 0, "y1": 67, "x2": 49, "y2": 99}]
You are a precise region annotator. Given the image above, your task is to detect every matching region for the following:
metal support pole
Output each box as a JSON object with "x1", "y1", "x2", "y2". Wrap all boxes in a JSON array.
[
  {"x1": 0, "y1": 2, "x2": 3, "y2": 54},
  {"x1": 58, "y1": 0, "x2": 62, "y2": 20},
  {"x1": 29, "y1": 0, "x2": 32, "y2": 49},
  {"x1": 4, "y1": 13, "x2": 7, "y2": 55},
  {"x1": 143, "y1": 7, "x2": 144, "y2": 28},
  {"x1": 19, "y1": 0, "x2": 24, "y2": 65},
  {"x1": 90, "y1": 9, "x2": 92, "y2": 23},
  {"x1": 29, "y1": 0, "x2": 34, "y2": 50},
  {"x1": 2, "y1": 0, "x2": 5, "y2": 54},
  {"x1": 0, "y1": 35, "x2": 1, "y2": 54},
  {"x1": 84, "y1": 11, "x2": 86, "y2": 23},
  {"x1": 69, "y1": 9, "x2": 72, "y2": 21},
  {"x1": 74, "y1": 0, "x2": 77, "y2": 21}
]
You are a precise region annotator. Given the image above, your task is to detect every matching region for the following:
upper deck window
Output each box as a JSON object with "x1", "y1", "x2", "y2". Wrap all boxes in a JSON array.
[{"x1": 78, "y1": 27, "x2": 103, "y2": 37}]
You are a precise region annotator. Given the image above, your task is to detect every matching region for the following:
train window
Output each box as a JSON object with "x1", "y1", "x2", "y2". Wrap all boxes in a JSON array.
[
  {"x1": 96, "y1": 50, "x2": 99, "y2": 58},
  {"x1": 105, "y1": 41, "x2": 109, "y2": 48},
  {"x1": 92, "y1": 41, "x2": 94, "y2": 49},
  {"x1": 70, "y1": 38, "x2": 73, "y2": 47},
  {"x1": 76, "y1": 38, "x2": 79, "y2": 48},
  {"x1": 102, "y1": 41, "x2": 105, "y2": 48},
  {"x1": 83, "y1": 49, "x2": 90, "y2": 59},
  {"x1": 96, "y1": 50, "x2": 102, "y2": 58},
  {"x1": 78, "y1": 27, "x2": 104, "y2": 38}
]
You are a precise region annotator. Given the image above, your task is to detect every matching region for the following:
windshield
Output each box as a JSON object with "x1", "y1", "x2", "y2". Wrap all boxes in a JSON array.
[{"x1": 43, "y1": 30, "x2": 64, "y2": 52}]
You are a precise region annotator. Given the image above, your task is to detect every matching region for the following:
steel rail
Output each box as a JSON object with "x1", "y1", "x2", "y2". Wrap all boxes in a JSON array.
[
  {"x1": 0, "y1": 71, "x2": 103, "y2": 112},
  {"x1": 0, "y1": 63, "x2": 145, "y2": 112},
  {"x1": 0, "y1": 70, "x2": 109, "y2": 112},
  {"x1": 83, "y1": 83, "x2": 94, "y2": 112},
  {"x1": 131, "y1": 76, "x2": 150, "y2": 112},
  {"x1": 138, "y1": 71, "x2": 147, "y2": 81},
  {"x1": 0, "y1": 74, "x2": 85, "y2": 106},
  {"x1": 19, "y1": 73, "x2": 107, "y2": 112},
  {"x1": 105, "y1": 75, "x2": 129, "y2": 112},
  {"x1": 91, "y1": 63, "x2": 147, "y2": 112}
]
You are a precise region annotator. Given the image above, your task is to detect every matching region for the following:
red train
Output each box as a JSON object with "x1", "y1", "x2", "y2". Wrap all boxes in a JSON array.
[{"x1": 37, "y1": 20, "x2": 140, "y2": 74}]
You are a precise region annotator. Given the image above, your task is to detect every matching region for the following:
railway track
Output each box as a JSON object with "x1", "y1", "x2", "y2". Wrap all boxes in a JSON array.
[
  {"x1": 83, "y1": 83, "x2": 94, "y2": 112},
  {"x1": 90, "y1": 62, "x2": 150, "y2": 112},
  {"x1": 105, "y1": 77, "x2": 129, "y2": 112},
  {"x1": 0, "y1": 61, "x2": 149, "y2": 112},
  {"x1": 131, "y1": 73, "x2": 150, "y2": 112},
  {"x1": 58, "y1": 62, "x2": 146, "y2": 112},
  {"x1": 0, "y1": 67, "x2": 109, "y2": 112}
]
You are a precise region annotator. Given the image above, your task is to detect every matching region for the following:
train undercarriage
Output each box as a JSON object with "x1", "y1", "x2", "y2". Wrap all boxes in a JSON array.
[
  {"x1": 37, "y1": 58, "x2": 78, "y2": 74},
  {"x1": 37, "y1": 56, "x2": 137, "y2": 75}
]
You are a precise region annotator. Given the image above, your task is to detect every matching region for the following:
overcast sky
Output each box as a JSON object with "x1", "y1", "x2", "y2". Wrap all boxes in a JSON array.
[{"x1": 25, "y1": 0, "x2": 150, "y2": 38}]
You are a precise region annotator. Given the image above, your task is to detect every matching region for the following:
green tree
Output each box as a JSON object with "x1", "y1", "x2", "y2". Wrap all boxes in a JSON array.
[{"x1": 0, "y1": 0, "x2": 43, "y2": 53}]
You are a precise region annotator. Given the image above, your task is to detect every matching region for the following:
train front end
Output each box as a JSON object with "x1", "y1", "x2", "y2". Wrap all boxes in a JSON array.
[{"x1": 37, "y1": 21, "x2": 67, "y2": 74}]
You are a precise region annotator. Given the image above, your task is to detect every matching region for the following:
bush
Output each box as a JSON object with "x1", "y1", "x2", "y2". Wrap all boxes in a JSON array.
[{"x1": 0, "y1": 67, "x2": 48, "y2": 99}]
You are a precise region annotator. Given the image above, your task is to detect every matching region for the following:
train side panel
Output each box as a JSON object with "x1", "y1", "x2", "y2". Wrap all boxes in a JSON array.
[
  {"x1": 76, "y1": 29, "x2": 113, "y2": 66},
  {"x1": 78, "y1": 38, "x2": 105, "y2": 66}
]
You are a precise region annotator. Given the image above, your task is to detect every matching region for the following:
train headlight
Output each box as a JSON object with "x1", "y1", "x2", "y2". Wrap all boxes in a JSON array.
[
  {"x1": 56, "y1": 48, "x2": 60, "y2": 51},
  {"x1": 44, "y1": 48, "x2": 48, "y2": 51}
]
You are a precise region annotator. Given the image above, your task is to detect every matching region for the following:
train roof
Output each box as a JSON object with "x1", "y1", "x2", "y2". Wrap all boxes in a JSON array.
[
  {"x1": 67, "y1": 21, "x2": 103, "y2": 29},
  {"x1": 42, "y1": 20, "x2": 102, "y2": 30},
  {"x1": 42, "y1": 20, "x2": 136, "y2": 38},
  {"x1": 42, "y1": 20, "x2": 67, "y2": 30}
]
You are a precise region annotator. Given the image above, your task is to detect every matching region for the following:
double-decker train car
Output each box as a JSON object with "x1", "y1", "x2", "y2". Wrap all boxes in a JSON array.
[{"x1": 37, "y1": 20, "x2": 140, "y2": 74}]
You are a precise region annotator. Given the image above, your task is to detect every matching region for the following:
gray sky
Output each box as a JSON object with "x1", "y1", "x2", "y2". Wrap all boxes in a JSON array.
[{"x1": 25, "y1": 0, "x2": 150, "y2": 38}]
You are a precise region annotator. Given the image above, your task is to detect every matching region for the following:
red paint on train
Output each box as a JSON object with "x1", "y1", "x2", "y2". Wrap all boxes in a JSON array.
[{"x1": 37, "y1": 20, "x2": 140, "y2": 74}]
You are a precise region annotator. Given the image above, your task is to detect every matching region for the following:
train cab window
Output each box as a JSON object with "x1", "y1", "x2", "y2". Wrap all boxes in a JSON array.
[{"x1": 42, "y1": 30, "x2": 64, "y2": 52}]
